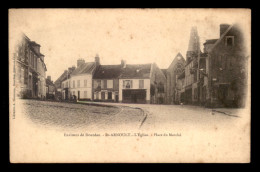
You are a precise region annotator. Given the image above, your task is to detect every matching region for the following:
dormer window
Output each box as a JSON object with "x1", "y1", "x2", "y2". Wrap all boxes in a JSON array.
[{"x1": 225, "y1": 36, "x2": 234, "y2": 47}]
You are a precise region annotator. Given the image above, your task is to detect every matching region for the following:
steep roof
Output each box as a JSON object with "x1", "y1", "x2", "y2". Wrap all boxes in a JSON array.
[
  {"x1": 167, "y1": 52, "x2": 185, "y2": 70},
  {"x1": 71, "y1": 62, "x2": 96, "y2": 75},
  {"x1": 119, "y1": 64, "x2": 152, "y2": 79},
  {"x1": 46, "y1": 78, "x2": 55, "y2": 86},
  {"x1": 93, "y1": 65, "x2": 122, "y2": 79},
  {"x1": 208, "y1": 25, "x2": 233, "y2": 52},
  {"x1": 203, "y1": 39, "x2": 218, "y2": 45},
  {"x1": 54, "y1": 68, "x2": 75, "y2": 85},
  {"x1": 187, "y1": 27, "x2": 200, "y2": 52}
]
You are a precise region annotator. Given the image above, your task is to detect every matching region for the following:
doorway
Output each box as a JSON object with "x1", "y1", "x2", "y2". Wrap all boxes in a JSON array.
[{"x1": 78, "y1": 91, "x2": 80, "y2": 100}]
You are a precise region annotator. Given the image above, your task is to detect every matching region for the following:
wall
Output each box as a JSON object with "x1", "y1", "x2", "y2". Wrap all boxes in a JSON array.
[
  {"x1": 119, "y1": 79, "x2": 150, "y2": 102},
  {"x1": 150, "y1": 63, "x2": 167, "y2": 104},
  {"x1": 69, "y1": 74, "x2": 93, "y2": 99}
]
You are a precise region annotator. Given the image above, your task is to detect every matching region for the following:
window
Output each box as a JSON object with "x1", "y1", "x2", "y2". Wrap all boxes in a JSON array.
[
  {"x1": 73, "y1": 91, "x2": 75, "y2": 96},
  {"x1": 101, "y1": 80, "x2": 107, "y2": 89},
  {"x1": 225, "y1": 36, "x2": 234, "y2": 46},
  {"x1": 123, "y1": 80, "x2": 132, "y2": 89},
  {"x1": 77, "y1": 80, "x2": 80, "y2": 87},
  {"x1": 84, "y1": 80, "x2": 87, "y2": 87},
  {"x1": 157, "y1": 82, "x2": 164, "y2": 93},
  {"x1": 107, "y1": 80, "x2": 113, "y2": 89},
  {"x1": 139, "y1": 80, "x2": 144, "y2": 89},
  {"x1": 101, "y1": 92, "x2": 105, "y2": 100},
  {"x1": 73, "y1": 80, "x2": 75, "y2": 88},
  {"x1": 84, "y1": 91, "x2": 87, "y2": 98},
  {"x1": 62, "y1": 83, "x2": 64, "y2": 89},
  {"x1": 66, "y1": 81, "x2": 68, "y2": 88},
  {"x1": 94, "y1": 80, "x2": 101, "y2": 89},
  {"x1": 194, "y1": 69, "x2": 197, "y2": 82},
  {"x1": 194, "y1": 88, "x2": 198, "y2": 100},
  {"x1": 108, "y1": 92, "x2": 112, "y2": 99},
  {"x1": 21, "y1": 68, "x2": 24, "y2": 84}
]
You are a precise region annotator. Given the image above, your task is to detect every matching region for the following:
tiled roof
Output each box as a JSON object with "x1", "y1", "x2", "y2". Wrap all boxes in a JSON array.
[
  {"x1": 93, "y1": 65, "x2": 122, "y2": 79},
  {"x1": 203, "y1": 39, "x2": 218, "y2": 45},
  {"x1": 71, "y1": 62, "x2": 96, "y2": 75},
  {"x1": 46, "y1": 78, "x2": 54, "y2": 86},
  {"x1": 208, "y1": 25, "x2": 233, "y2": 52},
  {"x1": 54, "y1": 69, "x2": 75, "y2": 85},
  {"x1": 119, "y1": 64, "x2": 152, "y2": 79}
]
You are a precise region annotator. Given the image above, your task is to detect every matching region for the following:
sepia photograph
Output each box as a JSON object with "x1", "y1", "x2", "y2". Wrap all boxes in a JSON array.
[{"x1": 9, "y1": 8, "x2": 251, "y2": 163}]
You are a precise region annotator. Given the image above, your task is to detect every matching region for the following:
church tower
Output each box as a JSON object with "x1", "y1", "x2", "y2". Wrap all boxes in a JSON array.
[{"x1": 186, "y1": 27, "x2": 200, "y2": 63}]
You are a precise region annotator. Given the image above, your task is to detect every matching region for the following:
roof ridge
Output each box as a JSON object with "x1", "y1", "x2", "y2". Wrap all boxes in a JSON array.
[{"x1": 209, "y1": 25, "x2": 233, "y2": 52}]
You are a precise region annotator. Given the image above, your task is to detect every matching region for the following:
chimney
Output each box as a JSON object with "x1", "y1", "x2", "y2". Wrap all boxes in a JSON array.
[
  {"x1": 68, "y1": 67, "x2": 72, "y2": 73},
  {"x1": 30, "y1": 41, "x2": 41, "y2": 54},
  {"x1": 77, "y1": 58, "x2": 85, "y2": 67},
  {"x1": 47, "y1": 76, "x2": 51, "y2": 81},
  {"x1": 220, "y1": 24, "x2": 230, "y2": 37},
  {"x1": 95, "y1": 54, "x2": 100, "y2": 66},
  {"x1": 121, "y1": 60, "x2": 126, "y2": 68}
]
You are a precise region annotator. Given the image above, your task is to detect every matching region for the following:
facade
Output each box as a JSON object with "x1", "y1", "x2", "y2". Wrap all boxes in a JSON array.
[
  {"x1": 54, "y1": 66, "x2": 75, "y2": 100},
  {"x1": 61, "y1": 57, "x2": 98, "y2": 101},
  {"x1": 202, "y1": 24, "x2": 249, "y2": 108},
  {"x1": 46, "y1": 76, "x2": 55, "y2": 99},
  {"x1": 164, "y1": 53, "x2": 186, "y2": 104},
  {"x1": 119, "y1": 62, "x2": 166, "y2": 104},
  {"x1": 176, "y1": 71, "x2": 185, "y2": 103},
  {"x1": 92, "y1": 61, "x2": 122, "y2": 102},
  {"x1": 184, "y1": 27, "x2": 201, "y2": 105},
  {"x1": 13, "y1": 33, "x2": 47, "y2": 99}
]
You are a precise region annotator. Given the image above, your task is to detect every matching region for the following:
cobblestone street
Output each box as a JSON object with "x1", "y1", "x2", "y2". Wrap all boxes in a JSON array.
[
  {"x1": 18, "y1": 99, "x2": 145, "y2": 131},
  {"x1": 11, "y1": 99, "x2": 250, "y2": 163},
  {"x1": 17, "y1": 99, "x2": 249, "y2": 132}
]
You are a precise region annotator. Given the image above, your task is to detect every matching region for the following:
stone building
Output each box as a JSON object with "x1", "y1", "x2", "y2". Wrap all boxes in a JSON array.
[
  {"x1": 13, "y1": 33, "x2": 47, "y2": 99},
  {"x1": 163, "y1": 53, "x2": 186, "y2": 104},
  {"x1": 202, "y1": 24, "x2": 249, "y2": 108},
  {"x1": 184, "y1": 26, "x2": 201, "y2": 105},
  {"x1": 60, "y1": 56, "x2": 99, "y2": 101},
  {"x1": 92, "y1": 60, "x2": 122, "y2": 102},
  {"x1": 118, "y1": 62, "x2": 166, "y2": 104},
  {"x1": 54, "y1": 66, "x2": 75, "y2": 100},
  {"x1": 46, "y1": 76, "x2": 55, "y2": 99}
]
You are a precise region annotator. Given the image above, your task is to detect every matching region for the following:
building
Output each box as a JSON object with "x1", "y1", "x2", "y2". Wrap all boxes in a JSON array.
[
  {"x1": 164, "y1": 53, "x2": 186, "y2": 104},
  {"x1": 92, "y1": 60, "x2": 123, "y2": 102},
  {"x1": 13, "y1": 33, "x2": 47, "y2": 99},
  {"x1": 176, "y1": 70, "x2": 185, "y2": 103},
  {"x1": 61, "y1": 57, "x2": 98, "y2": 101},
  {"x1": 54, "y1": 66, "x2": 75, "y2": 100},
  {"x1": 46, "y1": 76, "x2": 55, "y2": 99},
  {"x1": 202, "y1": 24, "x2": 249, "y2": 108},
  {"x1": 184, "y1": 26, "x2": 201, "y2": 105},
  {"x1": 118, "y1": 62, "x2": 166, "y2": 104}
]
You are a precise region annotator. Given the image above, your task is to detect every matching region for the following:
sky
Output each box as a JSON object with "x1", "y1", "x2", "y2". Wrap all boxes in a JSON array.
[{"x1": 9, "y1": 9, "x2": 250, "y2": 81}]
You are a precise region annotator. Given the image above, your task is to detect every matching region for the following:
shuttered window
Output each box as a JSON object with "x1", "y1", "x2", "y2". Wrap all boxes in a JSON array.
[
  {"x1": 77, "y1": 80, "x2": 80, "y2": 87},
  {"x1": 139, "y1": 80, "x2": 144, "y2": 89},
  {"x1": 107, "y1": 80, "x2": 113, "y2": 89}
]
